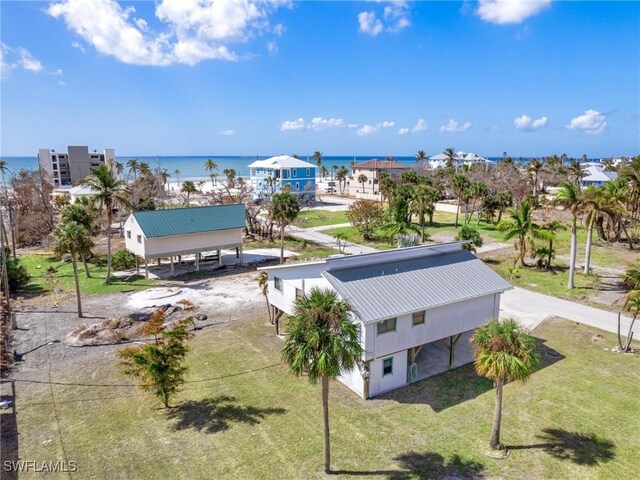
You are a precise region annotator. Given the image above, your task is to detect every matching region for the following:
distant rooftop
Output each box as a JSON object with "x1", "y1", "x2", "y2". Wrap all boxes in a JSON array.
[
  {"x1": 248, "y1": 155, "x2": 315, "y2": 169},
  {"x1": 353, "y1": 158, "x2": 409, "y2": 170}
]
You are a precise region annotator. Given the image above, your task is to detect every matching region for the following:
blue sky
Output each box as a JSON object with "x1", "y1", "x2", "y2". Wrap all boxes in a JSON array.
[{"x1": 1, "y1": 0, "x2": 639, "y2": 158}]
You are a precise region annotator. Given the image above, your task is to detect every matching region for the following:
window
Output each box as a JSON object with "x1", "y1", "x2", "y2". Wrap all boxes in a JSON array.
[
  {"x1": 306, "y1": 168, "x2": 310, "y2": 176},
  {"x1": 274, "y1": 277, "x2": 283, "y2": 292},
  {"x1": 126, "y1": 230, "x2": 131, "y2": 239},
  {"x1": 292, "y1": 169, "x2": 297, "y2": 177},
  {"x1": 295, "y1": 182, "x2": 300, "y2": 190},
  {"x1": 295, "y1": 288, "x2": 303, "y2": 300},
  {"x1": 377, "y1": 317, "x2": 396, "y2": 335},
  {"x1": 137, "y1": 234, "x2": 142, "y2": 243},
  {"x1": 382, "y1": 357, "x2": 393, "y2": 376},
  {"x1": 412, "y1": 311, "x2": 425, "y2": 326}
]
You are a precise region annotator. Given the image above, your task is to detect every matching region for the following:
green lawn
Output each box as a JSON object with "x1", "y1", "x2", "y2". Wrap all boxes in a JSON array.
[
  {"x1": 322, "y1": 225, "x2": 396, "y2": 250},
  {"x1": 243, "y1": 235, "x2": 333, "y2": 261},
  {"x1": 19, "y1": 254, "x2": 156, "y2": 296},
  {"x1": 293, "y1": 209, "x2": 349, "y2": 228},
  {"x1": 7, "y1": 316, "x2": 639, "y2": 479}
]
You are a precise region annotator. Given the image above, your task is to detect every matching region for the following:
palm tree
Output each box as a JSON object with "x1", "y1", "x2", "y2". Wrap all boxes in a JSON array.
[
  {"x1": 173, "y1": 169, "x2": 181, "y2": 190},
  {"x1": 115, "y1": 161, "x2": 125, "y2": 181},
  {"x1": 181, "y1": 180, "x2": 197, "y2": 206},
  {"x1": 540, "y1": 220, "x2": 566, "y2": 270},
  {"x1": 415, "y1": 149, "x2": 427, "y2": 166},
  {"x1": 358, "y1": 174, "x2": 367, "y2": 193},
  {"x1": 80, "y1": 164, "x2": 129, "y2": 284},
  {"x1": 497, "y1": 200, "x2": 543, "y2": 267},
  {"x1": 126, "y1": 159, "x2": 139, "y2": 181},
  {"x1": 223, "y1": 168, "x2": 236, "y2": 188},
  {"x1": 61, "y1": 204, "x2": 94, "y2": 277},
  {"x1": 138, "y1": 162, "x2": 151, "y2": 177},
  {"x1": 444, "y1": 147, "x2": 456, "y2": 169},
  {"x1": 313, "y1": 151, "x2": 323, "y2": 169},
  {"x1": 452, "y1": 173, "x2": 469, "y2": 228},
  {"x1": 257, "y1": 271, "x2": 273, "y2": 324},
  {"x1": 567, "y1": 160, "x2": 584, "y2": 187},
  {"x1": 410, "y1": 183, "x2": 435, "y2": 241},
  {"x1": 204, "y1": 159, "x2": 218, "y2": 188},
  {"x1": 281, "y1": 288, "x2": 363, "y2": 474},
  {"x1": 52, "y1": 221, "x2": 92, "y2": 317},
  {"x1": 472, "y1": 319, "x2": 539, "y2": 450},
  {"x1": 554, "y1": 182, "x2": 583, "y2": 289},
  {"x1": 336, "y1": 166, "x2": 348, "y2": 194},
  {"x1": 269, "y1": 192, "x2": 300, "y2": 263},
  {"x1": 320, "y1": 165, "x2": 328, "y2": 180},
  {"x1": 527, "y1": 158, "x2": 544, "y2": 195},
  {"x1": 581, "y1": 186, "x2": 601, "y2": 275}
]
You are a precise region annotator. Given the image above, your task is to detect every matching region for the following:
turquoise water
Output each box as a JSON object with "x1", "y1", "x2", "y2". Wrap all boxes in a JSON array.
[{"x1": 0, "y1": 155, "x2": 425, "y2": 181}]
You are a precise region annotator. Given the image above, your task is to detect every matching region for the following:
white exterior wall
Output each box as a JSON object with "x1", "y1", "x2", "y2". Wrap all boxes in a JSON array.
[
  {"x1": 267, "y1": 263, "x2": 332, "y2": 314},
  {"x1": 123, "y1": 215, "x2": 242, "y2": 259},
  {"x1": 368, "y1": 351, "x2": 408, "y2": 397}
]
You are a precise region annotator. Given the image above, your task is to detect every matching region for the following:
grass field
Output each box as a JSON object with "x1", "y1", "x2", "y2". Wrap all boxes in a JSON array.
[
  {"x1": 293, "y1": 210, "x2": 349, "y2": 228},
  {"x1": 18, "y1": 254, "x2": 156, "y2": 296},
  {"x1": 7, "y1": 316, "x2": 639, "y2": 479},
  {"x1": 243, "y1": 235, "x2": 334, "y2": 261}
]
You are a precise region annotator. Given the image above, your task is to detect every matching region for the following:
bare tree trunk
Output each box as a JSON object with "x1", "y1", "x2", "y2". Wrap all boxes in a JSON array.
[
  {"x1": 279, "y1": 223, "x2": 285, "y2": 264},
  {"x1": 105, "y1": 210, "x2": 112, "y2": 284},
  {"x1": 321, "y1": 375, "x2": 331, "y2": 473},
  {"x1": 455, "y1": 194, "x2": 461, "y2": 228},
  {"x1": 568, "y1": 216, "x2": 577, "y2": 289},
  {"x1": 490, "y1": 378, "x2": 504, "y2": 449},
  {"x1": 82, "y1": 256, "x2": 91, "y2": 278},
  {"x1": 584, "y1": 221, "x2": 593, "y2": 274},
  {"x1": 71, "y1": 254, "x2": 83, "y2": 318}
]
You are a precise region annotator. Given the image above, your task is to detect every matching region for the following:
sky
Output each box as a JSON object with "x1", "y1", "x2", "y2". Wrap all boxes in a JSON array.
[{"x1": 1, "y1": 0, "x2": 639, "y2": 158}]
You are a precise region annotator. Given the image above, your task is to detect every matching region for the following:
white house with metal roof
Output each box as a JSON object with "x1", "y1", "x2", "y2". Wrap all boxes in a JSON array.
[
  {"x1": 124, "y1": 204, "x2": 246, "y2": 276},
  {"x1": 259, "y1": 242, "x2": 512, "y2": 398},
  {"x1": 248, "y1": 155, "x2": 316, "y2": 200},
  {"x1": 581, "y1": 164, "x2": 618, "y2": 188},
  {"x1": 427, "y1": 151, "x2": 490, "y2": 169}
]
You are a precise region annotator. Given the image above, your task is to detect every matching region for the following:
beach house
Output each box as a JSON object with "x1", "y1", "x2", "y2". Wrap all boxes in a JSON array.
[
  {"x1": 348, "y1": 158, "x2": 409, "y2": 200},
  {"x1": 259, "y1": 243, "x2": 512, "y2": 398},
  {"x1": 581, "y1": 164, "x2": 618, "y2": 188},
  {"x1": 427, "y1": 151, "x2": 489, "y2": 169},
  {"x1": 248, "y1": 155, "x2": 316, "y2": 200},
  {"x1": 124, "y1": 204, "x2": 246, "y2": 276}
]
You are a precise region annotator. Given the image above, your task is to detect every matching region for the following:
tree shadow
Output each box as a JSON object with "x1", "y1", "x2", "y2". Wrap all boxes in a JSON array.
[
  {"x1": 509, "y1": 428, "x2": 615, "y2": 466},
  {"x1": 166, "y1": 395, "x2": 286, "y2": 434},
  {"x1": 333, "y1": 451, "x2": 485, "y2": 479}
]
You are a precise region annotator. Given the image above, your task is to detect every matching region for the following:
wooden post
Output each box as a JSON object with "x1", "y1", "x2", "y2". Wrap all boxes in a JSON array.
[
  {"x1": 157, "y1": 258, "x2": 161, "y2": 266},
  {"x1": 170, "y1": 256, "x2": 174, "y2": 276},
  {"x1": 195, "y1": 252, "x2": 200, "y2": 271},
  {"x1": 235, "y1": 246, "x2": 239, "y2": 258},
  {"x1": 144, "y1": 258, "x2": 149, "y2": 279},
  {"x1": 239, "y1": 245, "x2": 244, "y2": 265},
  {"x1": 217, "y1": 249, "x2": 222, "y2": 267},
  {"x1": 135, "y1": 256, "x2": 139, "y2": 274},
  {"x1": 448, "y1": 334, "x2": 462, "y2": 367},
  {"x1": 178, "y1": 255, "x2": 182, "y2": 264}
]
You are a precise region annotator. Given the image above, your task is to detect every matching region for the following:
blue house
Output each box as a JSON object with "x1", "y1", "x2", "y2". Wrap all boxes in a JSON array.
[
  {"x1": 581, "y1": 165, "x2": 618, "y2": 188},
  {"x1": 249, "y1": 155, "x2": 316, "y2": 200}
]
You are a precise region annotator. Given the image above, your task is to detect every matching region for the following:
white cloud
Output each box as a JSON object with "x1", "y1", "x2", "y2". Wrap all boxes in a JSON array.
[
  {"x1": 514, "y1": 114, "x2": 548, "y2": 131},
  {"x1": 1, "y1": 43, "x2": 49, "y2": 79},
  {"x1": 358, "y1": 1, "x2": 411, "y2": 36},
  {"x1": 357, "y1": 124, "x2": 380, "y2": 136},
  {"x1": 58, "y1": 80, "x2": 67, "y2": 86},
  {"x1": 476, "y1": 0, "x2": 551, "y2": 25},
  {"x1": 309, "y1": 117, "x2": 345, "y2": 131},
  {"x1": 51, "y1": 68, "x2": 64, "y2": 76},
  {"x1": 71, "y1": 41, "x2": 85, "y2": 52},
  {"x1": 273, "y1": 23, "x2": 285, "y2": 36},
  {"x1": 267, "y1": 41, "x2": 277, "y2": 55},
  {"x1": 220, "y1": 129, "x2": 235, "y2": 136},
  {"x1": 280, "y1": 118, "x2": 306, "y2": 131},
  {"x1": 566, "y1": 109, "x2": 607, "y2": 135},
  {"x1": 411, "y1": 118, "x2": 427, "y2": 132},
  {"x1": 398, "y1": 127, "x2": 410, "y2": 136},
  {"x1": 439, "y1": 119, "x2": 472, "y2": 133},
  {"x1": 47, "y1": 0, "x2": 291, "y2": 66},
  {"x1": 358, "y1": 11, "x2": 383, "y2": 36},
  {"x1": 348, "y1": 123, "x2": 359, "y2": 128},
  {"x1": 381, "y1": 120, "x2": 395, "y2": 128}
]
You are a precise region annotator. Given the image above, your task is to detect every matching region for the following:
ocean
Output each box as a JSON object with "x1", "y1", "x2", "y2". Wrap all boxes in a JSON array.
[{"x1": 1, "y1": 155, "x2": 427, "y2": 182}]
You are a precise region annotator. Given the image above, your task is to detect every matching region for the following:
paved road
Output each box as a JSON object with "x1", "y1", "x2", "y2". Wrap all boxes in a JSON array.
[{"x1": 501, "y1": 287, "x2": 638, "y2": 336}]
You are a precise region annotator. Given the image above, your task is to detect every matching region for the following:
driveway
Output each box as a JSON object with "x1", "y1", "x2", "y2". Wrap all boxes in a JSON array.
[{"x1": 501, "y1": 287, "x2": 638, "y2": 337}]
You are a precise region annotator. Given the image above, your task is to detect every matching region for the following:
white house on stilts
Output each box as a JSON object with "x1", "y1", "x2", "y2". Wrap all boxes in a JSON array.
[{"x1": 259, "y1": 243, "x2": 512, "y2": 398}]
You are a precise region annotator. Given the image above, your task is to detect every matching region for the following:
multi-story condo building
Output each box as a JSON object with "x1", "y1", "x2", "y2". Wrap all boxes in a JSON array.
[
  {"x1": 38, "y1": 146, "x2": 115, "y2": 187},
  {"x1": 248, "y1": 155, "x2": 316, "y2": 200}
]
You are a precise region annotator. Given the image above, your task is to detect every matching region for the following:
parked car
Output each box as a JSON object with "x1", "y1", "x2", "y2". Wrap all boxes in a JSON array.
[{"x1": 324, "y1": 187, "x2": 337, "y2": 193}]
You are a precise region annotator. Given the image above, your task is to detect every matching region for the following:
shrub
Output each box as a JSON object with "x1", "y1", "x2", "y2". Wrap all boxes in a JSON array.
[{"x1": 111, "y1": 249, "x2": 137, "y2": 271}]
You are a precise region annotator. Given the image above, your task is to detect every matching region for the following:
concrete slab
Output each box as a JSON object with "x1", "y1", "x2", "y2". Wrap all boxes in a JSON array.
[{"x1": 412, "y1": 331, "x2": 475, "y2": 381}]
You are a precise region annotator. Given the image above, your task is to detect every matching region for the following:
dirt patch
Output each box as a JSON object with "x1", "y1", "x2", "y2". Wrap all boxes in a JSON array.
[{"x1": 67, "y1": 316, "x2": 137, "y2": 345}]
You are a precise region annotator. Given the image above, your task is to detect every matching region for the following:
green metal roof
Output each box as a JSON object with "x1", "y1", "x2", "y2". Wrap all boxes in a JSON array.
[{"x1": 133, "y1": 204, "x2": 246, "y2": 238}]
